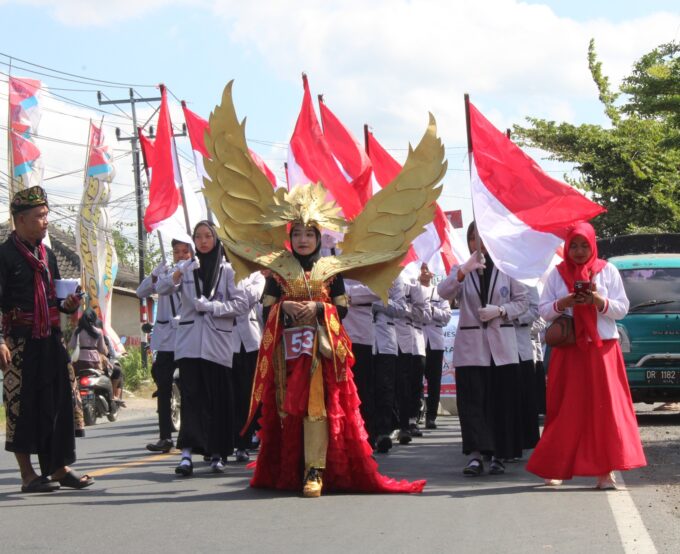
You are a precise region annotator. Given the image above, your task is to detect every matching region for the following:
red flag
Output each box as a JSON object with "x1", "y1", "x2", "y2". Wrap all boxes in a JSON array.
[
  {"x1": 469, "y1": 101, "x2": 605, "y2": 282},
  {"x1": 143, "y1": 87, "x2": 182, "y2": 232},
  {"x1": 318, "y1": 98, "x2": 372, "y2": 206},
  {"x1": 288, "y1": 75, "x2": 362, "y2": 219}
]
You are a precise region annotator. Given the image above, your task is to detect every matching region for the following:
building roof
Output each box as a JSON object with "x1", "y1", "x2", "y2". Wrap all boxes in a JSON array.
[{"x1": 0, "y1": 223, "x2": 139, "y2": 289}]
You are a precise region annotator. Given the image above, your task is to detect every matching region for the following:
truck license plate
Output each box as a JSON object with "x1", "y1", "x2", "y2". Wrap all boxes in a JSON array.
[{"x1": 645, "y1": 369, "x2": 680, "y2": 385}]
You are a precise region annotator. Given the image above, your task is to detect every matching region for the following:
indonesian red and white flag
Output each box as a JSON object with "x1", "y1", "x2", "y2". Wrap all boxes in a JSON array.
[
  {"x1": 366, "y1": 130, "x2": 466, "y2": 274},
  {"x1": 182, "y1": 102, "x2": 278, "y2": 188},
  {"x1": 287, "y1": 75, "x2": 362, "y2": 219},
  {"x1": 469, "y1": 102, "x2": 606, "y2": 284}
]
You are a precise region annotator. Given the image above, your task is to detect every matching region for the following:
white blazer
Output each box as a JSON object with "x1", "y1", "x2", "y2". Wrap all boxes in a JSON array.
[
  {"x1": 136, "y1": 271, "x2": 181, "y2": 353},
  {"x1": 514, "y1": 286, "x2": 540, "y2": 362},
  {"x1": 157, "y1": 260, "x2": 249, "y2": 368},
  {"x1": 438, "y1": 265, "x2": 529, "y2": 367},
  {"x1": 409, "y1": 283, "x2": 428, "y2": 357},
  {"x1": 233, "y1": 271, "x2": 265, "y2": 353},
  {"x1": 344, "y1": 279, "x2": 380, "y2": 347},
  {"x1": 394, "y1": 278, "x2": 415, "y2": 355},
  {"x1": 373, "y1": 276, "x2": 405, "y2": 356},
  {"x1": 422, "y1": 285, "x2": 452, "y2": 351},
  {"x1": 539, "y1": 262, "x2": 629, "y2": 340}
]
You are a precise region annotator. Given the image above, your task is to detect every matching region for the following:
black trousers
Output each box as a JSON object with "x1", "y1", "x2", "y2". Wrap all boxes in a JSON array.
[
  {"x1": 176, "y1": 358, "x2": 234, "y2": 457},
  {"x1": 456, "y1": 362, "x2": 522, "y2": 459},
  {"x1": 373, "y1": 353, "x2": 396, "y2": 437},
  {"x1": 351, "y1": 343, "x2": 375, "y2": 441},
  {"x1": 232, "y1": 345, "x2": 258, "y2": 450},
  {"x1": 424, "y1": 345, "x2": 444, "y2": 421},
  {"x1": 519, "y1": 358, "x2": 540, "y2": 449},
  {"x1": 396, "y1": 350, "x2": 412, "y2": 430},
  {"x1": 410, "y1": 354, "x2": 426, "y2": 420},
  {"x1": 151, "y1": 351, "x2": 175, "y2": 440}
]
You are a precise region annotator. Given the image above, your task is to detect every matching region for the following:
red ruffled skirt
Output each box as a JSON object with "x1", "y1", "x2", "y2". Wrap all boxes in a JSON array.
[
  {"x1": 526, "y1": 339, "x2": 646, "y2": 480},
  {"x1": 250, "y1": 354, "x2": 426, "y2": 494}
]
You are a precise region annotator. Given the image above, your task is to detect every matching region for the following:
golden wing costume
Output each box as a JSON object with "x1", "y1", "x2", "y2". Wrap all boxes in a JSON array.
[{"x1": 202, "y1": 81, "x2": 447, "y2": 302}]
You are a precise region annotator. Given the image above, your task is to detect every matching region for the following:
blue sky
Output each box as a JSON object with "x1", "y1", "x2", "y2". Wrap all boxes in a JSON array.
[{"x1": 1, "y1": 0, "x2": 679, "y2": 231}]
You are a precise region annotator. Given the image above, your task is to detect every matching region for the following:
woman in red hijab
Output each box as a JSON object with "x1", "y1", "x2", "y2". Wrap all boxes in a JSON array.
[{"x1": 526, "y1": 222, "x2": 646, "y2": 489}]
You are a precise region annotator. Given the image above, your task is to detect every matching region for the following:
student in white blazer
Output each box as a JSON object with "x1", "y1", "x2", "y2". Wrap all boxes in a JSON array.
[
  {"x1": 344, "y1": 279, "x2": 380, "y2": 443},
  {"x1": 159, "y1": 221, "x2": 248, "y2": 477},
  {"x1": 136, "y1": 238, "x2": 192, "y2": 453},
  {"x1": 372, "y1": 276, "x2": 406, "y2": 453},
  {"x1": 420, "y1": 262, "x2": 452, "y2": 429},
  {"x1": 408, "y1": 280, "x2": 428, "y2": 437},
  {"x1": 513, "y1": 285, "x2": 541, "y2": 451},
  {"x1": 438, "y1": 222, "x2": 529, "y2": 476},
  {"x1": 232, "y1": 270, "x2": 265, "y2": 463},
  {"x1": 393, "y1": 271, "x2": 419, "y2": 444}
]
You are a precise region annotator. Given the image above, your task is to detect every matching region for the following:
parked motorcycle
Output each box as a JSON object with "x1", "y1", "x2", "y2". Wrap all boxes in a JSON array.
[{"x1": 78, "y1": 365, "x2": 119, "y2": 426}]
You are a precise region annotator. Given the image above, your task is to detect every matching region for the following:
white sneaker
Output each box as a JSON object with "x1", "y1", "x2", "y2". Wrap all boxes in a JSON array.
[
  {"x1": 210, "y1": 458, "x2": 225, "y2": 473},
  {"x1": 544, "y1": 479, "x2": 563, "y2": 486},
  {"x1": 596, "y1": 472, "x2": 617, "y2": 490}
]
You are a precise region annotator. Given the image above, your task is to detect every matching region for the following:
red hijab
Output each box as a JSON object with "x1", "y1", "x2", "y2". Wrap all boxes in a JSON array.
[{"x1": 556, "y1": 222, "x2": 607, "y2": 348}]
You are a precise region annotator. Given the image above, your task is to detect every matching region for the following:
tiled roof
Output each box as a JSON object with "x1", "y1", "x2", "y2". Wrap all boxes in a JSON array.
[{"x1": 0, "y1": 223, "x2": 139, "y2": 289}]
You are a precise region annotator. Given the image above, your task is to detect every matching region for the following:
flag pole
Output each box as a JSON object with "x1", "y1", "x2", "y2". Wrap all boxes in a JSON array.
[
  {"x1": 7, "y1": 59, "x2": 15, "y2": 228},
  {"x1": 464, "y1": 93, "x2": 487, "y2": 308},
  {"x1": 363, "y1": 124, "x2": 370, "y2": 156}
]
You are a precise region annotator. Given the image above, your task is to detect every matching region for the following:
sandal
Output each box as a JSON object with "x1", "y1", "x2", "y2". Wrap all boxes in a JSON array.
[
  {"x1": 489, "y1": 459, "x2": 506, "y2": 475},
  {"x1": 175, "y1": 457, "x2": 193, "y2": 477},
  {"x1": 463, "y1": 458, "x2": 484, "y2": 476},
  {"x1": 21, "y1": 476, "x2": 59, "y2": 493},
  {"x1": 57, "y1": 470, "x2": 94, "y2": 489}
]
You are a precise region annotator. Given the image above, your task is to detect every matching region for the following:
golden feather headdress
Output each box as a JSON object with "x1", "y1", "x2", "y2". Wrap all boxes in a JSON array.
[{"x1": 262, "y1": 182, "x2": 346, "y2": 233}]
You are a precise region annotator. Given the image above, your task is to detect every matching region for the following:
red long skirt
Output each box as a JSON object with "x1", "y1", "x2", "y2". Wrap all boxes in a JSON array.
[
  {"x1": 526, "y1": 339, "x2": 646, "y2": 480},
  {"x1": 250, "y1": 354, "x2": 426, "y2": 494}
]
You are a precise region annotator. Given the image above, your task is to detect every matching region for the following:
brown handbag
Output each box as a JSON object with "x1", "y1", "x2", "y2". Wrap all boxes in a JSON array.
[{"x1": 545, "y1": 315, "x2": 575, "y2": 347}]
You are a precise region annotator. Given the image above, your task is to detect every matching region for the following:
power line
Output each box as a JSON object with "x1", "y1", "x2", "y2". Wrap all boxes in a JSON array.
[{"x1": 0, "y1": 52, "x2": 157, "y2": 88}]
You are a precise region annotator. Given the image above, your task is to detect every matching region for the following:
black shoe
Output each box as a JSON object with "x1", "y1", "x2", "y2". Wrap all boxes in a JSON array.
[
  {"x1": 425, "y1": 419, "x2": 437, "y2": 430},
  {"x1": 174, "y1": 457, "x2": 193, "y2": 477},
  {"x1": 146, "y1": 438, "x2": 173, "y2": 453},
  {"x1": 375, "y1": 435, "x2": 393, "y2": 453},
  {"x1": 398, "y1": 429, "x2": 412, "y2": 445},
  {"x1": 489, "y1": 459, "x2": 506, "y2": 475},
  {"x1": 409, "y1": 423, "x2": 423, "y2": 437},
  {"x1": 463, "y1": 458, "x2": 484, "y2": 476}
]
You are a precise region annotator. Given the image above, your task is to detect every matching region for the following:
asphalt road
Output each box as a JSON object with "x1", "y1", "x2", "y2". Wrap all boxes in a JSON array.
[{"x1": 1, "y1": 407, "x2": 678, "y2": 554}]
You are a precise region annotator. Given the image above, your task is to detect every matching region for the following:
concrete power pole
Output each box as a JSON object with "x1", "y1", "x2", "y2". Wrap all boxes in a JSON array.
[{"x1": 97, "y1": 88, "x2": 161, "y2": 368}]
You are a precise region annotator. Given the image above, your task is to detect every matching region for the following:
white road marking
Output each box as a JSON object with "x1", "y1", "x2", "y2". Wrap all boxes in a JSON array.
[{"x1": 608, "y1": 471, "x2": 657, "y2": 554}]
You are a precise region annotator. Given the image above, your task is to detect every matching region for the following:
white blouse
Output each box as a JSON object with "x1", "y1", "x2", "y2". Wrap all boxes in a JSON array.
[{"x1": 539, "y1": 262, "x2": 629, "y2": 340}]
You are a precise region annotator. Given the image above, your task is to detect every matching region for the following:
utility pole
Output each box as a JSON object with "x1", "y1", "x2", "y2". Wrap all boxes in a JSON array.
[{"x1": 97, "y1": 88, "x2": 161, "y2": 368}]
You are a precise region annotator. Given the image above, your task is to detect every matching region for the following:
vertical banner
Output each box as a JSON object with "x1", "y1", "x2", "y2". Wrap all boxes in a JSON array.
[
  {"x1": 440, "y1": 309, "x2": 459, "y2": 397},
  {"x1": 76, "y1": 122, "x2": 123, "y2": 353},
  {"x1": 7, "y1": 77, "x2": 43, "y2": 197}
]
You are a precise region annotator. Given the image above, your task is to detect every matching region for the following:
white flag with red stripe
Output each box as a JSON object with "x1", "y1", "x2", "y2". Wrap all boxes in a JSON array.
[{"x1": 468, "y1": 102, "x2": 605, "y2": 284}]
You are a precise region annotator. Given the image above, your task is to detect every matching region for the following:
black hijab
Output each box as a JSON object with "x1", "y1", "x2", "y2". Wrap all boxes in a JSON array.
[
  {"x1": 76, "y1": 308, "x2": 100, "y2": 339},
  {"x1": 193, "y1": 220, "x2": 223, "y2": 297},
  {"x1": 290, "y1": 224, "x2": 321, "y2": 271}
]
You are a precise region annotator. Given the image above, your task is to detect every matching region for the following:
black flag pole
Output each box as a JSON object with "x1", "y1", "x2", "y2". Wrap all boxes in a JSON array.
[{"x1": 464, "y1": 93, "x2": 487, "y2": 309}]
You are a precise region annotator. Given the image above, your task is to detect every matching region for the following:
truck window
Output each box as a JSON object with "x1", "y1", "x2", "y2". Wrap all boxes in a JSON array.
[{"x1": 619, "y1": 268, "x2": 680, "y2": 314}]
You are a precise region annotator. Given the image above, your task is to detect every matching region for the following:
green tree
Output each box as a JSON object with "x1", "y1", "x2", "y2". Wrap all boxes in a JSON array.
[
  {"x1": 112, "y1": 221, "x2": 163, "y2": 276},
  {"x1": 513, "y1": 40, "x2": 680, "y2": 238},
  {"x1": 621, "y1": 41, "x2": 680, "y2": 148}
]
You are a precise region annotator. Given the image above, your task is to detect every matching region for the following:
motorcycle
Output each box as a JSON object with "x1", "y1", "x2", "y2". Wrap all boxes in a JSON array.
[{"x1": 78, "y1": 365, "x2": 119, "y2": 426}]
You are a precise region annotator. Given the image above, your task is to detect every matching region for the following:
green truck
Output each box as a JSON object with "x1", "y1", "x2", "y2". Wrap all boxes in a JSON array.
[{"x1": 600, "y1": 235, "x2": 680, "y2": 403}]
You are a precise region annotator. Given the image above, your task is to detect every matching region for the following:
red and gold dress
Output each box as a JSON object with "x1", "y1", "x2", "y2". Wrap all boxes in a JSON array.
[{"x1": 246, "y1": 268, "x2": 425, "y2": 494}]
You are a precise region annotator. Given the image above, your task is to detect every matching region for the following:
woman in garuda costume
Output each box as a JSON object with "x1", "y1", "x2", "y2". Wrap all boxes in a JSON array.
[{"x1": 201, "y1": 82, "x2": 447, "y2": 497}]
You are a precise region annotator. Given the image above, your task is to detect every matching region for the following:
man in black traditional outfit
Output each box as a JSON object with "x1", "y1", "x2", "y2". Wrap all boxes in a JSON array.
[{"x1": 0, "y1": 186, "x2": 94, "y2": 493}]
